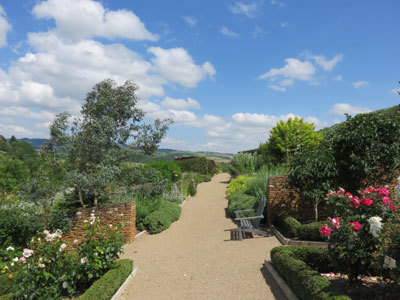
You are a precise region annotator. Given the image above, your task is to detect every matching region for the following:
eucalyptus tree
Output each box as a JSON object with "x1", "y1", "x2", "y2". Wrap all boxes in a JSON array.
[{"x1": 45, "y1": 79, "x2": 172, "y2": 207}]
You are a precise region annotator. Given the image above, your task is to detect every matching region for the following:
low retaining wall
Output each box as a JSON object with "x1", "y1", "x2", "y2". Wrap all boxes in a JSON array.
[{"x1": 63, "y1": 202, "x2": 136, "y2": 245}]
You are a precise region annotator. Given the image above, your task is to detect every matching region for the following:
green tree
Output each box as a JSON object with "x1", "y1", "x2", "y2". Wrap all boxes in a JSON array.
[
  {"x1": 46, "y1": 79, "x2": 171, "y2": 207},
  {"x1": 0, "y1": 153, "x2": 28, "y2": 196},
  {"x1": 267, "y1": 117, "x2": 323, "y2": 164},
  {"x1": 0, "y1": 135, "x2": 8, "y2": 152}
]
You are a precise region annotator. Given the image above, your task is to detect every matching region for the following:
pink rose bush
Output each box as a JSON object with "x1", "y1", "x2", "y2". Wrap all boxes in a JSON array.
[{"x1": 322, "y1": 186, "x2": 398, "y2": 279}]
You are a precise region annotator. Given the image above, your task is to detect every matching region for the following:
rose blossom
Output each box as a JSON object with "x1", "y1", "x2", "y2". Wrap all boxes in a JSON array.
[
  {"x1": 19, "y1": 257, "x2": 26, "y2": 263},
  {"x1": 350, "y1": 196, "x2": 360, "y2": 208},
  {"x1": 331, "y1": 217, "x2": 340, "y2": 229},
  {"x1": 80, "y1": 257, "x2": 87, "y2": 264},
  {"x1": 390, "y1": 205, "x2": 397, "y2": 211},
  {"x1": 368, "y1": 216, "x2": 383, "y2": 238},
  {"x1": 361, "y1": 187, "x2": 376, "y2": 196},
  {"x1": 382, "y1": 196, "x2": 391, "y2": 207},
  {"x1": 338, "y1": 187, "x2": 345, "y2": 195},
  {"x1": 23, "y1": 248, "x2": 33, "y2": 258},
  {"x1": 376, "y1": 187, "x2": 389, "y2": 198},
  {"x1": 351, "y1": 222, "x2": 362, "y2": 231},
  {"x1": 361, "y1": 198, "x2": 373, "y2": 206},
  {"x1": 320, "y1": 224, "x2": 332, "y2": 237},
  {"x1": 59, "y1": 243, "x2": 67, "y2": 252}
]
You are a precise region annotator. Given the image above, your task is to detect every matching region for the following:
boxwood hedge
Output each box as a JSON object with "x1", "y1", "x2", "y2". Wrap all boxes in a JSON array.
[{"x1": 141, "y1": 201, "x2": 181, "y2": 234}]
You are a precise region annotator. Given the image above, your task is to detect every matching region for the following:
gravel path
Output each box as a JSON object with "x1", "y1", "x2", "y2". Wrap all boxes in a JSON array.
[{"x1": 119, "y1": 173, "x2": 285, "y2": 300}]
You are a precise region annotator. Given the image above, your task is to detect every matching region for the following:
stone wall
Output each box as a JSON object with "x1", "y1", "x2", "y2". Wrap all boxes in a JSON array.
[{"x1": 62, "y1": 202, "x2": 136, "y2": 245}]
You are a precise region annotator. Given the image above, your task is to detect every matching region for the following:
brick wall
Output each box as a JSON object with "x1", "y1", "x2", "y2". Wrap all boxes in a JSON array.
[{"x1": 62, "y1": 202, "x2": 136, "y2": 245}]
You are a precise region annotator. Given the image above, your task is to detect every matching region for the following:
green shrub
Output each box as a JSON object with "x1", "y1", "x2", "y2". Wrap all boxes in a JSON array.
[
  {"x1": 0, "y1": 272, "x2": 17, "y2": 296},
  {"x1": 132, "y1": 195, "x2": 162, "y2": 231},
  {"x1": 78, "y1": 259, "x2": 133, "y2": 300},
  {"x1": 274, "y1": 215, "x2": 302, "y2": 238},
  {"x1": 207, "y1": 159, "x2": 216, "y2": 176},
  {"x1": 227, "y1": 192, "x2": 258, "y2": 217},
  {"x1": 175, "y1": 157, "x2": 208, "y2": 175},
  {"x1": 226, "y1": 175, "x2": 248, "y2": 199},
  {"x1": 188, "y1": 180, "x2": 197, "y2": 196},
  {"x1": 228, "y1": 153, "x2": 262, "y2": 175},
  {"x1": 144, "y1": 161, "x2": 182, "y2": 182},
  {"x1": 142, "y1": 201, "x2": 181, "y2": 234},
  {"x1": 271, "y1": 246, "x2": 350, "y2": 300},
  {"x1": 297, "y1": 222, "x2": 329, "y2": 242},
  {"x1": 0, "y1": 294, "x2": 13, "y2": 300}
]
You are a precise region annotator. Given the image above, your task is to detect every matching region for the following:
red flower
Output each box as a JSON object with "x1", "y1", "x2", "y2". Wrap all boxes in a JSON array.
[
  {"x1": 331, "y1": 217, "x2": 340, "y2": 229},
  {"x1": 361, "y1": 198, "x2": 373, "y2": 206},
  {"x1": 320, "y1": 224, "x2": 332, "y2": 237},
  {"x1": 382, "y1": 196, "x2": 391, "y2": 207},
  {"x1": 350, "y1": 196, "x2": 360, "y2": 208},
  {"x1": 377, "y1": 187, "x2": 389, "y2": 198},
  {"x1": 390, "y1": 205, "x2": 397, "y2": 211},
  {"x1": 351, "y1": 222, "x2": 362, "y2": 231}
]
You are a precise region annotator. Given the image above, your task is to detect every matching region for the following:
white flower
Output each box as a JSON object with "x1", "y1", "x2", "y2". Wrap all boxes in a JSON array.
[
  {"x1": 65, "y1": 187, "x2": 75, "y2": 195},
  {"x1": 6, "y1": 246, "x2": 14, "y2": 251},
  {"x1": 10, "y1": 263, "x2": 14, "y2": 267},
  {"x1": 80, "y1": 257, "x2": 87, "y2": 264},
  {"x1": 73, "y1": 239, "x2": 79, "y2": 244},
  {"x1": 22, "y1": 248, "x2": 34, "y2": 258},
  {"x1": 59, "y1": 243, "x2": 67, "y2": 252},
  {"x1": 13, "y1": 257, "x2": 19, "y2": 262},
  {"x1": 38, "y1": 263, "x2": 45, "y2": 268},
  {"x1": 368, "y1": 216, "x2": 383, "y2": 238}
]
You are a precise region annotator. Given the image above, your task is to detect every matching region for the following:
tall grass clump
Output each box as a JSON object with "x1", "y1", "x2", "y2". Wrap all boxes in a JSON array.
[
  {"x1": 245, "y1": 164, "x2": 288, "y2": 198},
  {"x1": 228, "y1": 153, "x2": 263, "y2": 176}
]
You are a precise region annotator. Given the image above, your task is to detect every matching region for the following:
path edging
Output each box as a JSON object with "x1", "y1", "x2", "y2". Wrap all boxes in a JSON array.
[
  {"x1": 270, "y1": 225, "x2": 328, "y2": 247},
  {"x1": 111, "y1": 267, "x2": 138, "y2": 300},
  {"x1": 264, "y1": 260, "x2": 299, "y2": 300}
]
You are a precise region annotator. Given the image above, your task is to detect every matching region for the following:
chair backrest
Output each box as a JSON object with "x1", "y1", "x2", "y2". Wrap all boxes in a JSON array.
[{"x1": 252, "y1": 196, "x2": 266, "y2": 228}]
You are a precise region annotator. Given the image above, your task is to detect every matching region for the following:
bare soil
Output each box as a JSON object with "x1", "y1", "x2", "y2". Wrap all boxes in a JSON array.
[{"x1": 119, "y1": 173, "x2": 285, "y2": 300}]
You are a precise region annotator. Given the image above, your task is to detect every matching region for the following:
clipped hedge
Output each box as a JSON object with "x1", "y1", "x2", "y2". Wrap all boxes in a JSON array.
[
  {"x1": 142, "y1": 201, "x2": 181, "y2": 234},
  {"x1": 144, "y1": 161, "x2": 182, "y2": 182},
  {"x1": 274, "y1": 214, "x2": 302, "y2": 238},
  {"x1": 78, "y1": 259, "x2": 133, "y2": 300},
  {"x1": 297, "y1": 221, "x2": 329, "y2": 242},
  {"x1": 175, "y1": 157, "x2": 209, "y2": 175},
  {"x1": 271, "y1": 246, "x2": 350, "y2": 300},
  {"x1": 274, "y1": 215, "x2": 328, "y2": 242},
  {"x1": 227, "y1": 191, "x2": 258, "y2": 217}
]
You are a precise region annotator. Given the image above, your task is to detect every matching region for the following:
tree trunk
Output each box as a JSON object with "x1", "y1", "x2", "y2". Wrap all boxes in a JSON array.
[
  {"x1": 78, "y1": 190, "x2": 85, "y2": 207},
  {"x1": 94, "y1": 195, "x2": 98, "y2": 207},
  {"x1": 314, "y1": 201, "x2": 319, "y2": 221}
]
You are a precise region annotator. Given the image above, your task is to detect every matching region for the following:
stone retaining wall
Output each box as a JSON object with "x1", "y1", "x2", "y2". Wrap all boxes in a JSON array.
[{"x1": 62, "y1": 202, "x2": 136, "y2": 245}]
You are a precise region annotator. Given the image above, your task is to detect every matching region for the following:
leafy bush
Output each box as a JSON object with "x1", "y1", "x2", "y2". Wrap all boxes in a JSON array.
[
  {"x1": 188, "y1": 180, "x2": 197, "y2": 196},
  {"x1": 228, "y1": 153, "x2": 262, "y2": 176},
  {"x1": 0, "y1": 272, "x2": 17, "y2": 296},
  {"x1": 274, "y1": 215, "x2": 329, "y2": 241},
  {"x1": 207, "y1": 159, "x2": 216, "y2": 176},
  {"x1": 271, "y1": 246, "x2": 350, "y2": 300},
  {"x1": 130, "y1": 195, "x2": 162, "y2": 231},
  {"x1": 274, "y1": 215, "x2": 302, "y2": 238},
  {"x1": 297, "y1": 222, "x2": 329, "y2": 242},
  {"x1": 144, "y1": 161, "x2": 182, "y2": 182},
  {"x1": 141, "y1": 201, "x2": 181, "y2": 234},
  {"x1": 227, "y1": 192, "x2": 258, "y2": 217},
  {"x1": 226, "y1": 175, "x2": 248, "y2": 199},
  {"x1": 175, "y1": 157, "x2": 209, "y2": 175},
  {"x1": 77, "y1": 259, "x2": 133, "y2": 300}
]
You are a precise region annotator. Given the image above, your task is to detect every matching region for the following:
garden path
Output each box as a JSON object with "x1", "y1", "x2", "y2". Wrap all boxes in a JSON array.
[{"x1": 119, "y1": 173, "x2": 285, "y2": 300}]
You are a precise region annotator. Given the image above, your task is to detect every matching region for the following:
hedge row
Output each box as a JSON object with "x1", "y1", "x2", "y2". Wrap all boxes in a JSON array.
[
  {"x1": 270, "y1": 246, "x2": 350, "y2": 300},
  {"x1": 140, "y1": 201, "x2": 181, "y2": 234},
  {"x1": 227, "y1": 191, "x2": 258, "y2": 218},
  {"x1": 175, "y1": 157, "x2": 215, "y2": 175},
  {"x1": 78, "y1": 259, "x2": 133, "y2": 300},
  {"x1": 274, "y1": 215, "x2": 328, "y2": 242}
]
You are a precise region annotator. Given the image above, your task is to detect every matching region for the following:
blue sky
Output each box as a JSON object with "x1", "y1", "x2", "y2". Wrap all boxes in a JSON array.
[{"x1": 0, "y1": 0, "x2": 399, "y2": 153}]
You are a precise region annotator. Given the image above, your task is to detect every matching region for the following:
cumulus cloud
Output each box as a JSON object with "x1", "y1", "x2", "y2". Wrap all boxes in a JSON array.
[
  {"x1": 32, "y1": 0, "x2": 158, "y2": 41},
  {"x1": 229, "y1": 2, "x2": 258, "y2": 18},
  {"x1": 390, "y1": 88, "x2": 400, "y2": 94},
  {"x1": 306, "y1": 54, "x2": 343, "y2": 71},
  {"x1": 269, "y1": 85, "x2": 286, "y2": 92},
  {"x1": 148, "y1": 47, "x2": 216, "y2": 88},
  {"x1": 280, "y1": 21, "x2": 288, "y2": 28},
  {"x1": 329, "y1": 103, "x2": 371, "y2": 116},
  {"x1": 161, "y1": 97, "x2": 201, "y2": 110},
  {"x1": 0, "y1": 5, "x2": 12, "y2": 47},
  {"x1": 260, "y1": 58, "x2": 315, "y2": 82},
  {"x1": 220, "y1": 26, "x2": 239, "y2": 38},
  {"x1": 352, "y1": 81, "x2": 369, "y2": 88},
  {"x1": 182, "y1": 16, "x2": 197, "y2": 26},
  {"x1": 334, "y1": 75, "x2": 343, "y2": 81}
]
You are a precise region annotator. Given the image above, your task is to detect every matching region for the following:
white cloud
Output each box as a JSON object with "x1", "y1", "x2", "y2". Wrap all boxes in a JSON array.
[
  {"x1": 270, "y1": 0, "x2": 285, "y2": 6},
  {"x1": 182, "y1": 16, "x2": 197, "y2": 26},
  {"x1": 306, "y1": 54, "x2": 343, "y2": 71},
  {"x1": 0, "y1": 106, "x2": 55, "y2": 121},
  {"x1": 260, "y1": 58, "x2": 315, "y2": 81},
  {"x1": 329, "y1": 103, "x2": 371, "y2": 115},
  {"x1": 220, "y1": 26, "x2": 239, "y2": 38},
  {"x1": 334, "y1": 75, "x2": 343, "y2": 81},
  {"x1": 252, "y1": 25, "x2": 263, "y2": 39},
  {"x1": 0, "y1": 123, "x2": 34, "y2": 137},
  {"x1": 0, "y1": 5, "x2": 12, "y2": 47},
  {"x1": 148, "y1": 47, "x2": 215, "y2": 88},
  {"x1": 390, "y1": 88, "x2": 400, "y2": 94},
  {"x1": 161, "y1": 97, "x2": 201, "y2": 110},
  {"x1": 269, "y1": 85, "x2": 286, "y2": 92},
  {"x1": 229, "y1": 2, "x2": 258, "y2": 18},
  {"x1": 33, "y1": 0, "x2": 158, "y2": 41},
  {"x1": 280, "y1": 21, "x2": 288, "y2": 28},
  {"x1": 352, "y1": 81, "x2": 369, "y2": 88}
]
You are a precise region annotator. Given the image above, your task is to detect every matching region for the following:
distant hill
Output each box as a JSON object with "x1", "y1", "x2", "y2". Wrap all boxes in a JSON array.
[{"x1": 19, "y1": 138, "x2": 49, "y2": 149}]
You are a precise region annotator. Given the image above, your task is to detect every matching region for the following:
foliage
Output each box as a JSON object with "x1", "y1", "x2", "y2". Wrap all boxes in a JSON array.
[
  {"x1": 323, "y1": 187, "x2": 397, "y2": 279},
  {"x1": 119, "y1": 164, "x2": 162, "y2": 186},
  {"x1": 175, "y1": 156, "x2": 209, "y2": 175},
  {"x1": 77, "y1": 259, "x2": 133, "y2": 300},
  {"x1": 226, "y1": 175, "x2": 248, "y2": 199},
  {"x1": 141, "y1": 201, "x2": 181, "y2": 234},
  {"x1": 274, "y1": 214, "x2": 302, "y2": 238},
  {"x1": 245, "y1": 165, "x2": 288, "y2": 199},
  {"x1": 328, "y1": 110, "x2": 400, "y2": 193},
  {"x1": 271, "y1": 246, "x2": 350, "y2": 300},
  {"x1": 228, "y1": 153, "x2": 262, "y2": 176},
  {"x1": 44, "y1": 79, "x2": 171, "y2": 207},
  {"x1": 129, "y1": 195, "x2": 162, "y2": 231},
  {"x1": 267, "y1": 117, "x2": 323, "y2": 164},
  {"x1": 298, "y1": 222, "x2": 330, "y2": 242},
  {"x1": 207, "y1": 159, "x2": 217, "y2": 176},
  {"x1": 144, "y1": 161, "x2": 182, "y2": 182},
  {"x1": 227, "y1": 192, "x2": 258, "y2": 217},
  {"x1": 381, "y1": 214, "x2": 400, "y2": 281},
  {"x1": 187, "y1": 179, "x2": 197, "y2": 196},
  {"x1": 288, "y1": 142, "x2": 338, "y2": 220},
  {"x1": 0, "y1": 153, "x2": 28, "y2": 196}
]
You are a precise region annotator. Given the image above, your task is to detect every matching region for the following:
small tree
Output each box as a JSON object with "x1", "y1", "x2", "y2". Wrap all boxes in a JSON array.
[
  {"x1": 267, "y1": 117, "x2": 322, "y2": 164},
  {"x1": 46, "y1": 79, "x2": 171, "y2": 207}
]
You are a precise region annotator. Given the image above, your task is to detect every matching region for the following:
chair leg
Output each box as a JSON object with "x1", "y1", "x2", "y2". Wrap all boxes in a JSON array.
[{"x1": 238, "y1": 227, "x2": 243, "y2": 241}]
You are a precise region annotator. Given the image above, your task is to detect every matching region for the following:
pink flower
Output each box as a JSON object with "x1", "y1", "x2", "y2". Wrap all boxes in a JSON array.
[
  {"x1": 331, "y1": 217, "x2": 340, "y2": 229},
  {"x1": 73, "y1": 239, "x2": 79, "y2": 244},
  {"x1": 377, "y1": 187, "x2": 389, "y2": 198},
  {"x1": 59, "y1": 243, "x2": 67, "y2": 252},
  {"x1": 351, "y1": 222, "x2": 362, "y2": 231},
  {"x1": 337, "y1": 187, "x2": 345, "y2": 195},
  {"x1": 345, "y1": 192, "x2": 353, "y2": 198},
  {"x1": 361, "y1": 198, "x2": 373, "y2": 206},
  {"x1": 350, "y1": 196, "x2": 360, "y2": 208},
  {"x1": 390, "y1": 205, "x2": 397, "y2": 211},
  {"x1": 19, "y1": 257, "x2": 26, "y2": 263},
  {"x1": 361, "y1": 187, "x2": 376, "y2": 196},
  {"x1": 23, "y1": 248, "x2": 33, "y2": 258},
  {"x1": 320, "y1": 224, "x2": 332, "y2": 237},
  {"x1": 328, "y1": 190, "x2": 336, "y2": 197},
  {"x1": 382, "y1": 196, "x2": 391, "y2": 207}
]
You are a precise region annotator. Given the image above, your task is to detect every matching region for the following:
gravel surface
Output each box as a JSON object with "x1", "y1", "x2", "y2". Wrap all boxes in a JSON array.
[{"x1": 119, "y1": 173, "x2": 285, "y2": 300}]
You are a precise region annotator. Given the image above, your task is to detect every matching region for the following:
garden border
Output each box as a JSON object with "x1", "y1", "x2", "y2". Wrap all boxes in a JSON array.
[
  {"x1": 270, "y1": 225, "x2": 328, "y2": 247},
  {"x1": 111, "y1": 267, "x2": 138, "y2": 300},
  {"x1": 264, "y1": 260, "x2": 299, "y2": 300}
]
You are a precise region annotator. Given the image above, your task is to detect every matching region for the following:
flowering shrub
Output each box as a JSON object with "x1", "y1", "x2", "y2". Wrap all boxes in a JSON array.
[
  {"x1": 321, "y1": 187, "x2": 397, "y2": 280},
  {"x1": 8, "y1": 213, "x2": 124, "y2": 299}
]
